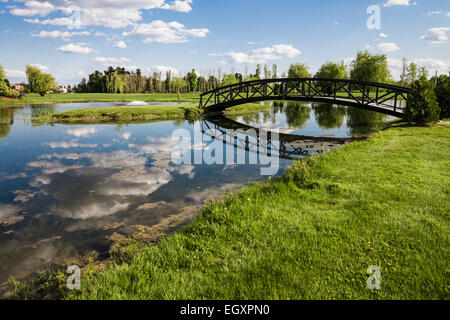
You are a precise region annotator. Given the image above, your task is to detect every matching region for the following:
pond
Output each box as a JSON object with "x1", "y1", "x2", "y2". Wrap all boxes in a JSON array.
[{"x1": 0, "y1": 101, "x2": 394, "y2": 288}]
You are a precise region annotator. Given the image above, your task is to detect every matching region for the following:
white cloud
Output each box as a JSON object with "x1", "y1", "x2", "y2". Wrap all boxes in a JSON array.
[
  {"x1": 378, "y1": 42, "x2": 400, "y2": 52},
  {"x1": 220, "y1": 44, "x2": 301, "y2": 64},
  {"x1": 383, "y1": 0, "x2": 410, "y2": 7},
  {"x1": 31, "y1": 64, "x2": 49, "y2": 71},
  {"x1": 161, "y1": 0, "x2": 193, "y2": 13},
  {"x1": 5, "y1": 69, "x2": 26, "y2": 78},
  {"x1": 57, "y1": 43, "x2": 93, "y2": 54},
  {"x1": 31, "y1": 30, "x2": 89, "y2": 40},
  {"x1": 113, "y1": 40, "x2": 127, "y2": 48},
  {"x1": 150, "y1": 66, "x2": 179, "y2": 75},
  {"x1": 15, "y1": 1, "x2": 199, "y2": 29},
  {"x1": 414, "y1": 58, "x2": 449, "y2": 75},
  {"x1": 379, "y1": 33, "x2": 388, "y2": 38},
  {"x1": 10, "y1": 1, "x2": 55, "y2": 17},
  {"x1": 427, "y1": 10, "x2": 443, "y2": 16},
  {"x1": 123, "y1": 20, "x2": 209, "y2": 43},
  {"x1": 421, "y1": 27, "x2": 450, "y2": 44},
  {"x1": 93, "y1": 57, "x2": 131, "y2": 64},
  {"x1": 66, "y1": 127, "x2": 98, "y2": 137},
  {"x1": 388, "y1": 57, "x2": 449, "y2": 80}
]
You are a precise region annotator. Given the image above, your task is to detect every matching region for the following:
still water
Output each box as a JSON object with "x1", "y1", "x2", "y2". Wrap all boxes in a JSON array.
[{"x1": 0, "y1": 101, "x2": 392, "y2": 286}]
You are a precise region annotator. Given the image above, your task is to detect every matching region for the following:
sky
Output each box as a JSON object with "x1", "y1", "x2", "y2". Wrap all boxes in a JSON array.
[{"x1": 0, "y1": 0, "x2": 449, "y2": 85}]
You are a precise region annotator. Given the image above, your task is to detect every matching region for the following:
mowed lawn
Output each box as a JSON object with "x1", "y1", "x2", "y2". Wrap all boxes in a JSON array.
[
  {"x1": 0, "y1": 93, "x2": 200, "y2": 105},
  {"x1": 68, "y1": 124, "x2": 449, "y2": 300}
]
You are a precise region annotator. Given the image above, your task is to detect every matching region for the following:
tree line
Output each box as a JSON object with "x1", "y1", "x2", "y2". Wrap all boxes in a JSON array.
[{"x1": 0, "y1": 50, "x2": 448, "y2": 122}]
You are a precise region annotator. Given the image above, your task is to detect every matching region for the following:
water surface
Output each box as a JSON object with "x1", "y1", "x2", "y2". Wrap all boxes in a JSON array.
[{"x1": 0, "y1": 101, "x2": 392, "y2": 286}]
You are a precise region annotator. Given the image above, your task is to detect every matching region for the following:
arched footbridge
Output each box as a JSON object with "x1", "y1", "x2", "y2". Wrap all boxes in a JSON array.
[{"x1": 200, "y1": 78, "x2": 412, "y2": 118}]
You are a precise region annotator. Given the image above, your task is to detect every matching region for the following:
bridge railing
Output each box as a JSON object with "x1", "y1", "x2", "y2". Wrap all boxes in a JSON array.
[{"x1": 199, "y1": 78, "x2": 412, "y2": 115}]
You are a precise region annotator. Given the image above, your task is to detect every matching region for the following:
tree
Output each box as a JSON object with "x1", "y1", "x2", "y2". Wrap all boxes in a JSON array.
[
  {"x1": 272, "y1": 64, "x2": 278, "y2": 79},
  {"x1": 87, "y1": 70, "x2": 106, "y2": 93},
  {"x1": 288, "y1": 63, "x2": 311, "y2": 78},
  {"x1": 405, "y1": 63, "x2": 418, "y2": 86},
  {"x1": 112, "y1": 72, "x2": 127, "y2": 94},
  {"x1": 405, "y1": 76, "x2": 440, "y2": 124},
  {"x1": 26, "y1": 65, "x2": 56, "y2": 96},
  {"x1": 0, "y1": 80, "x2": 20, "y2": 98},
  {"x1": 221, "y1": 73, "x2": 239, "y2": 86},
  {"x1": 187, "y1": 69, "x2": 198, "y2": 92},
  {"x1": 433, "y1": 74, "x2": 450, "y2": 119},
  {"x1": 314, "y1": 61, "x2": 348, "y2": 94},
  {"x1": 165, "y1": 70, "x2": 172, "y2": 93},
  {"x1": 256, "y1": 64, "x2": 262, "y2": 79},
  {"x1": 264, "y1": 64, "x2": 271, "y2": 79},
  {"x1": 349, "y1": 51, "x2": 391, "y2": 83},
  {"x1": 0, "y1": 64, "x2": 5, "y2": 81},
  {"x1": 400, "y1": 58, "x2": 408, "y2": 86}
]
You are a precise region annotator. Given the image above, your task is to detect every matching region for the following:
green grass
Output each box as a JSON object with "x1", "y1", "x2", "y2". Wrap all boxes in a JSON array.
[
  {"x1": 67, "y1": 124, "x2": 449, "y2": 300},
  {"x1": 0, "y1": 93, "x2": 200, "y2": 106},
  {"x1": 34, "y1": 103, "x2": 271, "y2": 123},
  {"x1": 36, "y1": 104, "x2": 203, "y2": 122}
]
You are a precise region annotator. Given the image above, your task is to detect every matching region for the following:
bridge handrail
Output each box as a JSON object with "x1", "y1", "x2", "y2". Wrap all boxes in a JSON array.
[{"x1": 200, "y1": 78, "x2": 412, "y2": 97}]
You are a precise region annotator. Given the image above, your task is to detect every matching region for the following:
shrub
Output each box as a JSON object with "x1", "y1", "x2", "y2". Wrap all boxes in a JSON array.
[
  {"x1": 405, "y1": 78, "x2": 440, "y2": 124},
  {"x1": 0, "y1": 80, "x2": 20, "y2": 98}
]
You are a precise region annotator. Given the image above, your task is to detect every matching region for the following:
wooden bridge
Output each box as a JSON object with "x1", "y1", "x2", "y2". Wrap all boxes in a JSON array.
[{"x1": 200, "y1": 78, "x2": 412, "y2": 118}]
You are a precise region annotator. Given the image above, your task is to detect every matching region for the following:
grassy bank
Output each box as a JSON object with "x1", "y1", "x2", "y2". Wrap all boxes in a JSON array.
[
  {"x1": 67, "y1": 124, "x2": 449, "y2": 300},
  {"x1": 0, "y1": 93, "x2": 200, "y2": 106},
  {"x1": 34, "y1": 103, "x2": 271, "y2": 123}
]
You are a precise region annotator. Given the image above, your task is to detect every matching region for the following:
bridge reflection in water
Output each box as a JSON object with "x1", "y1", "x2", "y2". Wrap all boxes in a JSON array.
[{"x1": 201, "y1": 115, "x2": 355, "y2": 161}]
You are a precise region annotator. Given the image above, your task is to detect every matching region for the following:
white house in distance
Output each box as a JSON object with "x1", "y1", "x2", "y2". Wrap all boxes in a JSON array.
[{"x1": 58, "y1": 86, "x2": 68, "y2": 94}]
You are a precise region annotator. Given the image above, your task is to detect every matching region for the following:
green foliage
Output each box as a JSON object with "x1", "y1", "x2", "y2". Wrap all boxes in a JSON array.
[
  {"x1": 187, "y1": 69, "x2": 198, "y2": 92},
  {"x1": 433, "y1": 75, "x2": 450, "y2": 119},
  {"x1": 0, "y1": 64, "x2": 5, "y2": 81},
  {"x1": 350, "y1": 51, "x2": 391, "y2": 83},
  {"x1": 288, "y1": 63, "x2": 311, "y2": 78},
  {"x1": 26, "y1": 65, "x2": 56, "y2": 96},
  {"x1": 405, "y1": 63, "x2": 418, "y2": 86},
  {"x1": 315, "y1": 61, "x2": 347, "y2": 79},
  {"x1": 221, "y1": 73, "x2": 239, "y2": 87},
  {"x1": 0, "y1": 80, "x2": 20, "y2": 98},
  {"x1": 315, "y1": 61, "x2": 348, "y2": 93},
  {"x1": 405, "y1": 77, "x2": 440, "y2": 124}
]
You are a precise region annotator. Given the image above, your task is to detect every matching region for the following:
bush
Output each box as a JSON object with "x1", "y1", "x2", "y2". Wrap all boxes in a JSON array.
[
  {"x1": 0, "y1": 80, "x2": 20, "y2": 99},
  {"x1": 405, "y1": 78, "x2": 440, "y2": 124}
]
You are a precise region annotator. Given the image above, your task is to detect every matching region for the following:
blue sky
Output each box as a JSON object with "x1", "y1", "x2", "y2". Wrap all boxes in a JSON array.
[{"x1": 0, "y1": 0, "x2": 449, "y2": 85}]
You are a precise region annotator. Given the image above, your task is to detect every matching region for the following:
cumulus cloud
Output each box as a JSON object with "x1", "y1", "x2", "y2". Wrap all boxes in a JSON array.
[
  {"x1": 30, "y1": 64, "x2": 49, "y2": 71},
  {"x1": 217, "y1": 44, "x2": 301, "y2": 64},
  {"x1": 10, "y1": 1, "x2": 56, "y2": 17},
  {"x1": 32, "y1": 30, "x2": 89, "y2": 40},
  {"x1": 123, "y1": 20, "x2": 209, "y2": 43},
  {"x1": 5, "y1": 69, "x2": 26, "y2": 78},
  {"x1": 113, "y1": 40, "x2": 127, "y2": 48},
  {"x1": 378, "y1": 42, "x2": 400, "y2": 52},
  {"x1": 383, "y1": 0, "x2": 410, "y2": 7},
  {"x1": 379, "y1": 33, "x2": 388, "y2": 38},
  {"x1": 14, "y1": 1, "x2": 200, "y2": 29},
  {"x1": 421, "y1": 27, "x2": 450, "y2": 44},
  {"x1": 161, "y1": 0, "x2": 193, "y2": 13},
  {"x1": 57, "y1": 43, "x2": 93, "y2": 54},
  {"x1": 388, "y1": 57, "x2": 449, "y2": 80}
]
